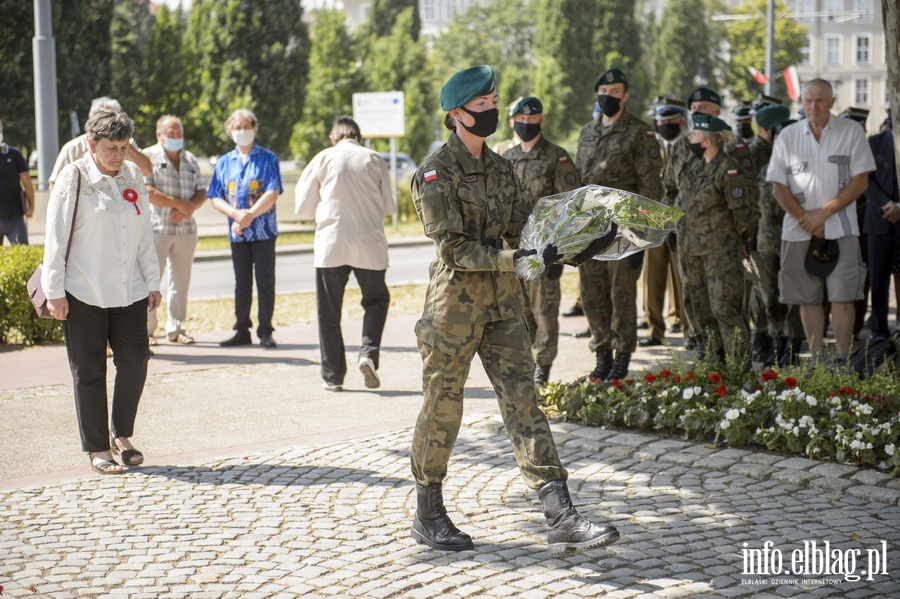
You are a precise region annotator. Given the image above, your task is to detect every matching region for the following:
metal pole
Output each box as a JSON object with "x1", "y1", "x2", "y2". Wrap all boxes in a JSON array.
[
  {"x1": 765, "y1": 0, "x2": 775, "y2": 96},
  {"x1": 389, "y1": 136, "x2": 398, "y2": 230},
  {"x1": 33, "y1": 0, "x2": 59, "y2": 191}
]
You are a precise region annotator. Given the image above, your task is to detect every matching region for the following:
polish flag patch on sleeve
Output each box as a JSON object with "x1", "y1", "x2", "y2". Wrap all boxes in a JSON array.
[
  {"x1": 423, "y1": 169, "x2": 438, "y2": 182},
  {"x1": 727, "y1": 169, "x2": 739, "y2": 177},
  {"x1": 558, "y1": 156, "x2": 570, "y2": 164},
  {"x1": 646, "y1": 131, "x2": 656, "y2": 138}
]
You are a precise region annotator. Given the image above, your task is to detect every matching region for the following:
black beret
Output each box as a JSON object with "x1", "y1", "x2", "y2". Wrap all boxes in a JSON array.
[
  {"x1": 594, "y1": 68, "x2": 628, "y2": 91},
  {"x1": 687, "y1": 87, "x2": 721, "y2": 107}
]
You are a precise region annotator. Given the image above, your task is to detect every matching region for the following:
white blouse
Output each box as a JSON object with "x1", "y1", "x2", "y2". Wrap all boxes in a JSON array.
[{"x1": 42, "y1": 155, "x2": 159, "y2": 308}]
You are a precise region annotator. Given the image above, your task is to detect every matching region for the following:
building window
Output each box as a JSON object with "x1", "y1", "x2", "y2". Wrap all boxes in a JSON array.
[
  {"x1": 800, "y1": 36, "x2": 812, "y2": 65},
  {"x1": 443, "y1": 0, "x2": 459, "y2": 20},
  {"x1": 831, "y1": 79, "x2": 844, "y2": 110},
  {"x1": 856, "y1": 0, "x2": 873, "y2": 22},
  {"x1": 856, "y1": 35, "x2": 871, "y2": 64},
  {"x1": 826, "y1": 0, "x2": 844, "y2": 22},
  {"x1": 855, "y1": 79, "x2": 869, "y2": 105},
  {"x1": 825, "y1": 36, "x2": 842, "y2": 65},
  {"x1": 795, "y1": 0, "x2": 814, "y2": 23},
  {"x1": 423, "y1": 0, "x2": 435, "y2": 20}
]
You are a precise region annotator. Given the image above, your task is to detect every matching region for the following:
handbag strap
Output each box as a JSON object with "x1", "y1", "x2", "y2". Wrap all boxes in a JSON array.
[{"x1": 63, "y1": 168, "x2": 81, "y2": 265}]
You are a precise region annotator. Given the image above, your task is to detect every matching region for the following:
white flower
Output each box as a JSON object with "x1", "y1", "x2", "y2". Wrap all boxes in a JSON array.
[
  {"x1": 857, "y1": 404, "x2": 873, "y2": 415},
  {"x1": 849, "y1": 440, "x2": 863, "y2": 450},
  {"x1": 725, "y1": 409, "x2": 741, "y2": 421},
  {"x1": 885, "y1": 444, "x2": 896, "y2": 456},
  {"x1": 806, "y1": 396, "x2": 818, "y2": 407},
  {"x1": 720, "y1": 421, "x2": 731, "y2": 430},
  {"x1": 683, "y1": 388, "x2": 695, "y2": 400},
  {"x1": 792, "y1": 426, "x2": 800, "y2": 436}
]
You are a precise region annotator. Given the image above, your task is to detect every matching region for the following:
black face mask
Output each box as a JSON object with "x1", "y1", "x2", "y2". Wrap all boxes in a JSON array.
[
  {"x1": 687, "y1": 141, "x2": 706, "y2": 159},
  {"x1": 513, "y1": 121, "x2": 542, "y2": 142},
  {"x1": 657, "y1": 122, "x2": 681, "y2": 141},
  {"x1": 596, "y1": 94, "x2": 621, "y2": 117},
  {"x1": 460, "y1": 107, "x2": 499, "y2": 138},
  {"x1": 738, "y1": 122, "x2": 754, "y2": 138}
]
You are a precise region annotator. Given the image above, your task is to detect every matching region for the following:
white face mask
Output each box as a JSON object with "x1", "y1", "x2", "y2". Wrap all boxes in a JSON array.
[
  {"x1": 163, "y1": 137, "x2": 184, "y2": 152},
  {"x1": 231, "y1": 129, "x2": 255, "y2": 147}
]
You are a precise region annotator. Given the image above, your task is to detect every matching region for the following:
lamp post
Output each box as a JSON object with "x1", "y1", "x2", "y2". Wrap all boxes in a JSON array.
[{"x1": 33, "y1": 0, "x2": 59, "y2": 191}]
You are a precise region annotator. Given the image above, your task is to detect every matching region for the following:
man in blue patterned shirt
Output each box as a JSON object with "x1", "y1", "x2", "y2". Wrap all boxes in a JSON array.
[{"x1": 208, "y1": 108, "x2": 283, "y2": 348}]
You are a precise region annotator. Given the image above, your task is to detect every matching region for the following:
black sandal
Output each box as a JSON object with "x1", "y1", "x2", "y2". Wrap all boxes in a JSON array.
[
  {"x1": 90, "y1": 454, "x2": 125, "y2": 474},
  {"x1": 111, "y1": 436, "x2": 144, "y2": 466}
]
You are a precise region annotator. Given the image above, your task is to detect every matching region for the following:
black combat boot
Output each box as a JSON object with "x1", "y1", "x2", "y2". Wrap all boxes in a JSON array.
[
  {"x1": 588, "y1": 350, "x2": 613, "y2": 383},
  {"x1": 780, "y1": 338, "x2": 803, "y2": 367},
  {"x1": 604, "y1": 351, "x2": 632, "y2": 382},
  {"x1": 537, "y1": 480, "x2": 620, "y2": 555},
  {"x1": 752, "y1": 332, "x2": 774, "y2": 365},
  {"x1": 411, "y1": 484, "x2": 474, "y2": 552},
  {"x1": 534, "y1": 364, "x2": 551, "y2": 386},
  {"x1": 772, "y1": 336, "x2": 788, "y2": 367}
]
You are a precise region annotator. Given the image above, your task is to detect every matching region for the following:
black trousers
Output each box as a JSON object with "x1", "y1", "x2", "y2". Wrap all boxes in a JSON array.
[
  {"x1": 868, "y1": 232, "x2": 900, "y2": 338},
  {"x1": 316, "y1": 266, "x2": 390, "y2": 385},
  {"x1": 62, "y1": 293, "x2": 150, "y2": 453},
  {"x1": 231, "y1": 237, "x2": 276, "y2": 337}
]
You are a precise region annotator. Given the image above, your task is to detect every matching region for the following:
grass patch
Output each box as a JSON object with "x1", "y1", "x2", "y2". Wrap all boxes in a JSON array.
[{"x1": 196, "y1": 219, "x2": 426, "y2": 251}]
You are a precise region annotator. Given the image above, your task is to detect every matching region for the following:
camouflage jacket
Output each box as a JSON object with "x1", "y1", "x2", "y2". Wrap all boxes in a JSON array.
[
  {"x1": 576, "y1": 110, "x2": 664, "y2": 201},
  {"x1": 681, "y1": 151, "x2": 759, "y2": 257},
  {"x1": 666, "y1": 136, "x2": 760, "y2": 211},
  {"x1": 503, "y1": 136, "x2": 581, "y2": 203},
  {"x1": 750, "y1": 136, "x2": 785, "y2": 252},
  {"x1": 412, "y1": 132, "x2": 530, "y2": 324}
]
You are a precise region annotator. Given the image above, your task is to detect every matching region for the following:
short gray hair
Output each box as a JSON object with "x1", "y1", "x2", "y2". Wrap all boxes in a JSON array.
[
  {"x1": 85, "y1": 110, "x2": 135, "y2": 142},
  {"x1": 156, "y1": 114, "x2": 183, "y2": 133},
  {"x1": 803, "y1": 78, "x2": 834, "y2": 99},
  {"x1": 89, "y1": 96, "x2": 122, "y2": 118},
  {"x1": 224, "y1": 108, "x2": 258, "y2": 133}
]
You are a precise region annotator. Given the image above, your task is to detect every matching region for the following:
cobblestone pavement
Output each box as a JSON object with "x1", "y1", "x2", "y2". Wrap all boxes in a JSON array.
[{"x1": 2, "y1": 413, "x2": 899, "y2": 598}]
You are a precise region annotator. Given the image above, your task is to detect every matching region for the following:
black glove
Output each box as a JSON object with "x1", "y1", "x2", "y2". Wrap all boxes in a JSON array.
[
  {"x1": 541, "y1": 243, "x2": 561, "y2": 266},
  {"x1": 666, "y1": 231, "x2": 677, "y2": 252},
  {"x1": 547, "y1": 263, "x2": 564, "y2": 280},
  {"x1": 514, "y1": 248, "x2": 537, "y2": 262},
  {"x1": 568, "y1": 223, "x2": 619, "y2": 266}
]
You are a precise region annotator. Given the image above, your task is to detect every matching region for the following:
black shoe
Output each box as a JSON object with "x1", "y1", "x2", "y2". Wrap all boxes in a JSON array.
[
  {"x1": 685, "y1": 337, "x2": 698, "y2": 350},
  {"x1": 562, "y1": 306, "x2": 584, "y2": 317},
  {"x1": 259, "y1": 335, "x2": 277, "y2": 348},
  {"x1": 588, "y1": 350, "x2": 613, "y2": 383},
  {"x1": 538, "y1": 480, "x2": 620, "y2": 555},
  {"x1": 411, "y1": 484, "x2": 474, "y2": 552},
  {"x1": 219, "y1": 331, "x2": 252, "y2": 347},
  {"x1": 638, "y1": 337, "x2": 664, "y2": 347},
  {"x1": 573, "y1": 328, "x2": 591, "y2": 338},
  {"x1": 534, "y1": 364, "x2": 551, "y2": 386},
  {"x1": 637, "y1": 321, "x2": 649, "y2": 330},
  {"x1": 669, "y1": 323, "x2": 683, "y2": 334},
  {"x1": 605, "y1": 351, "x2": 632, "y2": 382}
]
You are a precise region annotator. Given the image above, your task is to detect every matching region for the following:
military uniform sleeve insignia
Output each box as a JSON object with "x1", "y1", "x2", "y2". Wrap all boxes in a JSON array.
[
  {"x1": 731, "y1": 187, "x2": 744, "y2": 198},
  {"x1": 558, "y1": 156, "x2": 569, "y2": 164},
  {"x1": 566, "y1": 173, "x2": 576, "y2": 184},
  {"x1": 727, "y1": 169, "x2": 739, "y2": 177},
  {"x1": 424, "y1": 169, "x2": 438, "y2": 182},
  {"x1": 646, "y1": 131, "x2": 656, "y2": 138}
]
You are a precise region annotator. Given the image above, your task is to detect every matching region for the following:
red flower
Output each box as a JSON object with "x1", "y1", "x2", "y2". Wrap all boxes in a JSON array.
[
  {"x1": 674, "y1": 376, "x2": 681, "y2": 383},
  {"x1": 644, "y1": 374, "x2": 656, "y2": 383},
  {"x1": 708, "y1": 373, "x2": 721, "y2": 383},
  {"x1": 625, "y1": 379, "x2": 635, "y2": 385},
  {"x1": 761, "y1": 369, "x2": 778, "y2": 382},
  {"x1": 713, "y1": 384, "x2": 727, "y2": 397},
  {"x1": 659, "y1": 369, "x2": 672, "y2": 377},
  {"x1": 785, "y1": 377, "x2": 798, "y2": 388},
  {"x1": 686, "y1": 371, "x2": 694, "y2": 380},
  {"x1": 610, "y1": 379, "x2": 623, "y2": 389},
  {"x1": 122, "y1": 188, "x2": 141, "y2": 215}
]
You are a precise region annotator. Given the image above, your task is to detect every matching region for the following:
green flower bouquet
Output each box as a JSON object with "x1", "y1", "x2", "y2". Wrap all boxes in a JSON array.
[{"x1": 515, "y1": 185, "x2": 684, "y2": 280}]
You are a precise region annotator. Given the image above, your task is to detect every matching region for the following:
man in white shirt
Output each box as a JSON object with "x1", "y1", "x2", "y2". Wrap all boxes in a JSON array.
[
  {"x1": 766, "y1": 79, "x2": 876, "y2": 365},
  {"x1": 295, "y1": 116, "x2": 397, "y2": 391}
]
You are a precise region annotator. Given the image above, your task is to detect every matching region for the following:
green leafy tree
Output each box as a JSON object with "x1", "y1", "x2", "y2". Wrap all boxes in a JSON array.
[
  {"x1": 362, "y1": 8, "x2": 435, "y2": 162},
  {"x1": 185, "y1": 0, "x2": 310, "y2": 156},
  {"x1": 724, "y1": 0, "x2": 807, "y2": 104},
  {"x1": 0, "y1": 1, "x2": 38, "y2": 152},
  {"x1": 652, "y1": 0, "x2": 724, "y2": 105},
  {"x1": 364, "y1": 0, "x2": 421, "y2": 41},
  {"x1": 289, "y1": 8, "x2": 363, "y2": 162},
  {"x1": 109, "y1": 0, "x2": 154, "y2": 137}
]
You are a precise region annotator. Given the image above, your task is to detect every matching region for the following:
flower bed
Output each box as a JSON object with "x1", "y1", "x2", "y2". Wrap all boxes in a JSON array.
[{"x1": 541, "y1": 360, "x2": 900, "y2": 475}]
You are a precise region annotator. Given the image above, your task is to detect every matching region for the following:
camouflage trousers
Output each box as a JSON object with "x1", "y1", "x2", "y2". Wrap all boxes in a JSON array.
[
  {"x1": 755, "y1": 248, "x2": 804, "y2": 339},
  {"x1": 682, "y1": 250, "x2": 750, "y2": 355},
  {"x1": 411, "y1": 316, "x2": 567, "y2": 489},
  {"x1": 521, "y1": 273, "x2": 561, "y2": 367},
  {"x1": 578, "y1": 253, "x2": 643, "y2": 353}
]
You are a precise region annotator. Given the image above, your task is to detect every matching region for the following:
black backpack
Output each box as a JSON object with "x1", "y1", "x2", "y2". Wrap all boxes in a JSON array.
[{"x1": 849, "y1": 330, "x2": 900, "y2": 379}]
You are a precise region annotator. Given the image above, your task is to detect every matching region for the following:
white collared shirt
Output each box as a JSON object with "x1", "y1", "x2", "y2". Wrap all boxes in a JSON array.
[
  {"x1": 766, "y1": 115, "x2": 875, "y2": 241},
  {"x1": 294, "y1": 139, "x2": 397, "y2": 270},
  {"x1": 42, "y1": 155, "x2": 159, "y2": 307}
]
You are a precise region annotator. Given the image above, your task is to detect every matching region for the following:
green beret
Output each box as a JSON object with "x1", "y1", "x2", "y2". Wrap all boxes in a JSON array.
[
  {"x1": 594, "y1": 68, "x2": 628, "y2": 90},
  {"x1": 687, "y1": 87, "x2": 721, "y2": 107},
  {"x1": 509, "y1": 96, "x2": 543, "y2": 119},
  {"x1": 441, "y1": 65, "x2": 496, "y2": 111},
  {"x1": 691, "y1": 113, "x2": 732, "y2": 132},
  {"x1": 755, "y1": 105, "x2": 791, "y2": 130}
]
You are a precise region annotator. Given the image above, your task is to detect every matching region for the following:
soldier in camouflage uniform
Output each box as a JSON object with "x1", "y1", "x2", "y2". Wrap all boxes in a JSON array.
[
  {"x1": 409, "y1": 65, "x2": 619, "y2": 555},
  {"x1": 502, "y1": 97, "x2": 581, "y2": 385},
  {"x1": 576, "y1": 67, "x2": 664, "y2": 382},
  {"x1": 681, "y1": 113, "x2": 758, "y2": 360},
  {"x1": 751, "y1": 105, "x2": 804, "y2": 365}
]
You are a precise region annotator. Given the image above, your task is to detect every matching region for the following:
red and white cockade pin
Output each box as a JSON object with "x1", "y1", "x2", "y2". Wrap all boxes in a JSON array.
[{"x1": 123, "y1": 188, "x2": 140, "y2": 214}]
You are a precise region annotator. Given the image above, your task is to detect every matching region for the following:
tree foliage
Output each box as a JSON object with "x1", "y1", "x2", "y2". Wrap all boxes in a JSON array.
[
  {"x1": 724, "y1": 0, "x2": 808, "y2": 104},
  {"x1": 364, "y1": 0, "x2": 421, "y2": 41},
  {"x1": 109, "y1": 0, "x2": 154, "y2": 140}
]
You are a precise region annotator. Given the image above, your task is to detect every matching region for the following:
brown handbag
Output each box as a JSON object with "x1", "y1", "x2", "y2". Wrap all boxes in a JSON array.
[{"x1": 27, "y1": 169, "x2": 81, "y2": 318}]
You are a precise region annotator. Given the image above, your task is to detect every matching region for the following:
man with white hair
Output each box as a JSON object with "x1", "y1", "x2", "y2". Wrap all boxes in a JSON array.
[
  {"x1": 766, "y1": 78, "x2": 876, "y2": 367},
  {"x1": 49, "y1": 96, "x2": 152, "y2": 190}
]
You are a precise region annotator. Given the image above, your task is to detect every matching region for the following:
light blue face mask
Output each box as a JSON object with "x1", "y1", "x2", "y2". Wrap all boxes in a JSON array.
[{"x1": 163, "y1": 137, "x2": 184, "y2": 152}]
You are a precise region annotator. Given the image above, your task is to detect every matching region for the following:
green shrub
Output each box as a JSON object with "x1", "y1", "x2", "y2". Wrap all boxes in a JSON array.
[{"x1": 0, "y1": 246, "x2": 63, "y2": 345}]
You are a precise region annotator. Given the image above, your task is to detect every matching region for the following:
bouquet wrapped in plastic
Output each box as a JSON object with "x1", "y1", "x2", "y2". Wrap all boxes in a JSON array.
[{"x1": 515, "y1": 185, "x2": 684, "y2": 280}]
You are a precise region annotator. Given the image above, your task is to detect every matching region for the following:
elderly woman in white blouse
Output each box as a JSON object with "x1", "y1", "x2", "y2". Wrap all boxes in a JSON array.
[{"x1": 42, "y1": 110, "x2": 161, "y2": 474}]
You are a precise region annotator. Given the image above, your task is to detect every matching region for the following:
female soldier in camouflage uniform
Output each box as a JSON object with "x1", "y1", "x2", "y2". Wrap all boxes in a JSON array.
[
  {"x1": 681, "y1": 113, "x2": 758, "y2": 363},
  {"x1": 409, "y1": 65, "x2": 619, "y2": 554}
]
